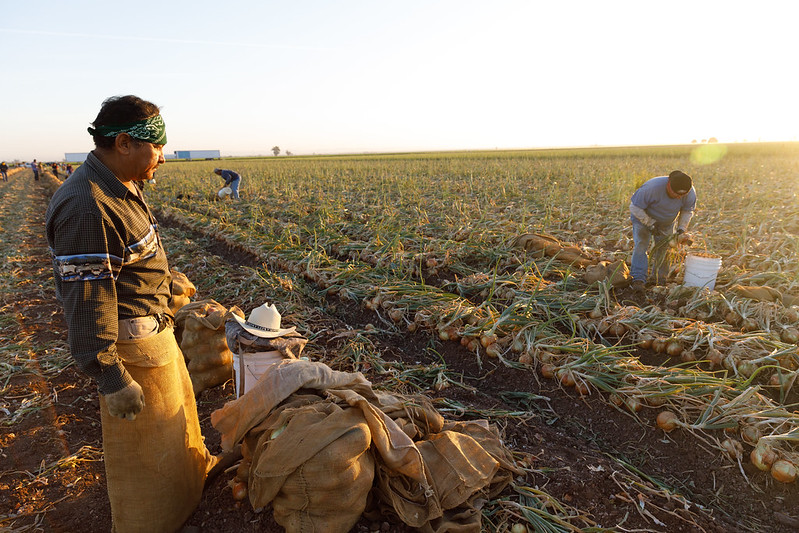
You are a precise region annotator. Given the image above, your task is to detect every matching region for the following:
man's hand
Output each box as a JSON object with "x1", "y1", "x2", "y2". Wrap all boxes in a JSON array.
[
  {"x1": 676, "y1": 228, "x2": 693, "y2": 245},
  {"x1": 105, "y1": 380, "x2": 145, "y2": 420}
]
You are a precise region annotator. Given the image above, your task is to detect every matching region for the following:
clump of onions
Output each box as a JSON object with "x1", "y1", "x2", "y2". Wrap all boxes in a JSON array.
[
  {"x1": 721, "y1": 438, "x2": 743, "y2": 460},
  {"x1": 750, "y1": 442, "x2": 777, "y2": 471},
  {"x1": 771, "y1": 459, "x2": 798, "y2": 483},
  {"x1": 656, "y1": 410, "x2": 680, "y2": 432}
]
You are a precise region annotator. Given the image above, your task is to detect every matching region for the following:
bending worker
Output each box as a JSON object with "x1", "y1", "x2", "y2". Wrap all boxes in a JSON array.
[
  {"x1": 46, "y1": 95, "x2": 216, "y2": 532},
  {"x1": 214, "y1": 167, "x2": 241, "y2": 199},
  {"x1": 629, "y1": 170, "x2": 696, "y2": 292}
]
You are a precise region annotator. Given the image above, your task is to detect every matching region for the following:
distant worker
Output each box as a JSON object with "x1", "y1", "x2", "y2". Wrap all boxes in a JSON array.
[
  {"x1": 213, "y1": 167, "x2": 241, "y2": 199},
  {"x1": 66, "y1": 164, "x2": 74, "y2": 178},
  {"x1": 629, "y1": 170, "x2": 696, "y2": 292},
  {"x1": 0, "y1": 161, "x2": 8, "y2": 181},
  {"x1": 31, "y1": 159, "x2": 40, "y2": 181},
  {"x1": 51, "y1": 162, "x2": 59, "y2": 179}
]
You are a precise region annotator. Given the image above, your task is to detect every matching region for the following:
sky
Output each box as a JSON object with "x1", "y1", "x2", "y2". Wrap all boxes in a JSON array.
[{"x1": 1, "y1": 0, "x2": 798, "y2": 162}]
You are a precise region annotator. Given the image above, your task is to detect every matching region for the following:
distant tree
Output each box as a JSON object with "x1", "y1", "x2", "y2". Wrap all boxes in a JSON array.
[
  {"x1": 691, "y1": 139, "x2": 698, "y2": 144},
  {"x1": 272, "y1": 146, "x2": 280, "y2": 156},
  {"x1": 708, "y1": 137, "x2": 718, "y2": 143},
  {"x1": 701, "y1": 139, "x2": 707, "y2": 143},
  {"x1": 285, "y1": 151, "x2": 293, "y2": 157}
]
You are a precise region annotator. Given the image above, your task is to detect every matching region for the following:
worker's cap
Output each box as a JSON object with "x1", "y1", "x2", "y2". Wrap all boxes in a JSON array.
[{"x1": 668, "y1": 170, "x2": 692, "y2": 194}]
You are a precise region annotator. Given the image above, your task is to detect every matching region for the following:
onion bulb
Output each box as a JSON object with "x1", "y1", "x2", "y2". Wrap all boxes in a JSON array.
[
  {"x1": 750, "y1": 442, "x2": 777, "y2": 471},
  {"x1": 652, "y1": 338, "x2": 667, "y2": 353},
  {"x1": 771, "y1": 459, "x2": 798, "y2": 483},
  {"x1": 625, "y1": 396, "x2": 643, "y2": 413},
  {"x1": 637, "y1": 335, "x2": 653, "y2": 350},
  {"x1": 740, "y1": 425, "x2": 761, "y2": 445},
  {"x1": 511, "y1": 524, "x2": 528, "y2": 533},
  {"x1": 230, "y1": 480, "x2": 248, "y2": 501},
  {"x1": 557, "y1": 369, "x2": 576, "y2": 387},
  {"x1": 706, "y1": 348, "x2": 723, "y2": 368},
  {"x1": 574, "y1": 380, "x2": 590, "y2": 396},
  {"x1": 665, "y1": 339, "x2": 683, "y2": 357},
  {"x1": 656, "y1": 411, "x2": 679, "y2": 432},
  {"x1": 539, "y1": 363, "x2": 556, "y2": 379},
  {"x1": 485, "y1": 343, "x2": 501, "y2": 358},
  {"x1": 721, "y1": 438, "x2": 743, "y2": 460},
  {"x1": 518, "y1": 353, "x2": 534, "y2": 366},
  {"x1": 480, "y1": 333, "x2": 498, "y2": 348},
  {"x1": 680, "y1": 350, "x2": 697, "y2": 363},
  {"x1": 781, "y1": 327, "x2": 799, "y2": 344},
  {"x1": 783, "y1": 307, "x2": 799, "y2": 324}
]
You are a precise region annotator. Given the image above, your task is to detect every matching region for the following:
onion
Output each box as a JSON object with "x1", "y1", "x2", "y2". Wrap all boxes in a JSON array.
[
  {"x1": 665, "y1": 339, "x2": 683, "y2": 357},
  {"x1": 511, "y1": 524, "x2": 528, "y2": 533},
  {"x1": 771, "y1": 459, "x2": 797, "y2": 483},
  {"x1": 625, "y1": 396, "x2": 643, "y2": 413},
  {"x1": 589, "y1": 305, "x2": 603, "y2": 319},
  {"x1": 721, "y1": 438, "x2": 743, "y2": 460},
  {"x1": 741, "y1": 318, "x2": 758, "y2": 332},
  {"x1": 656, "y1": 411, "x2": 679, "y2": 432},
  {"x1": 480, "y1": 333, "x2": 498, "y2": 348},
  {"x1": 737, "y1": 360, "x2": 757, "y2": 378},
  {"x1": 740, "y1": 425, "x2": 761, "y2": 445},
  {"x1": 750, "y1": 442, "x2": 776, "y2": 471},
  {"x1": 388, "y1": 308, "x2": 404, "y2": 322},
  {"x1": 725, "y1": 310, "x2": 741, "y2": 326},
  {"x1": 485, "y1": 343, "x2": 501, "y2": 358},
  {"x1": 407, "y1": 322, "x2": 417, "y2": 333},
  {"x1": 557, "y1": 369, "x2": 576, "y2": 387},
  {"x1": 781, "y1": 327, "x2": 799, "y2": 344},
  {"x1": 637, "y1": 335, "x2": 653, "y2": 350},
  {"x1": 651, "y1": 338, "x2": 667, "y2": 353},
  {"x1": 511, "y1": 338, "x2": 525, "y2": 353},
  {"x1": 574, "y1": 381, "x2": 590, "y2": 396},
  {"x1": 608, "y1": 322, "x2": 627, "y2": 337},
  {"x1": 706, "y1": 348, "x2": 723, "y2": 368},
  {"x1": 539, "y1": 363, "x2": 556, "y2": 379},
  {"x1": 231, "y1": 480, "x2": 248, "y2": 501},
  {"x1": 783, "y1": 307, "x2": 799, "y2": 324},
  {"x1": 518, "y1": 353, "x2": 534, "y2": 366},
  {"x1": 680, "y1": 350, "x2": 697, "y2": 363},
  {"x1": 466, "y1": 339, "x2": 480, "y2": 352}
]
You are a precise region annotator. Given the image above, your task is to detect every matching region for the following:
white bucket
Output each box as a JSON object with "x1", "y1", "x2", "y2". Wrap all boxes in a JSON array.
[
  {"x1": 232, "y1": 351, "x2": 281, "y2": 398},
  {"x1": 683, "y1": 253, "x2": 722, "y2": 291}
]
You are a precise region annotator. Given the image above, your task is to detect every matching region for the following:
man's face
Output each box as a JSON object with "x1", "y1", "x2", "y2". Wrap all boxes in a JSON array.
[{"x1": 129, "y1": 140, "x2": 165, "y2": 181}]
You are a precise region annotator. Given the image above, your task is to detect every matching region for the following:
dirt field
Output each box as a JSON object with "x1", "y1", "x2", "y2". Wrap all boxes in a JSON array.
[{"x1": 2, "y1": 169, "x2": 799, "y2": 532}]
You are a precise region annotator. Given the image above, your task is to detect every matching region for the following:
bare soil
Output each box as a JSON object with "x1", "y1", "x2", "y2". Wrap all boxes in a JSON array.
[{"x1": 2, "y1": 175, "x2": 798, "y2": 532}]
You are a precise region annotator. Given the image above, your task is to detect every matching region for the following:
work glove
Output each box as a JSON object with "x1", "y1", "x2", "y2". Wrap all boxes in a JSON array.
[
  {"x1": 104, "y1": 380, "x2": 145, "y2": 421},
  {"x1": 675, "y1": 228, "x2": 693, "y2": 245}
]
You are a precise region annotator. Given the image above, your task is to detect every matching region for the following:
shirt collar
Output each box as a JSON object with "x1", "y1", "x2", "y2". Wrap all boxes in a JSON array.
[{"x1": 85, "y1": 151, "x2": 138, "y2": 200}]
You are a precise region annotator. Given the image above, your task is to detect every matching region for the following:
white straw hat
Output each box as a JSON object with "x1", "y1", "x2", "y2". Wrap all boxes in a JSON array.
[{"x1": 232, "y1": 303, "x2": 296, "y2": 338}]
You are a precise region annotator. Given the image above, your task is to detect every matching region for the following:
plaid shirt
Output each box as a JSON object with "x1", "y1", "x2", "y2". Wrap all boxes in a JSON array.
[{"x1": 45, "y1": 152, "x2": 173, "y2": 395}]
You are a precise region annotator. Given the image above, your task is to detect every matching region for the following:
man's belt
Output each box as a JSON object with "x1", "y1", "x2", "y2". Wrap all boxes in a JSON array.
[{"x1": 118, "y1": 314, "x2": 172, "y2": 341}]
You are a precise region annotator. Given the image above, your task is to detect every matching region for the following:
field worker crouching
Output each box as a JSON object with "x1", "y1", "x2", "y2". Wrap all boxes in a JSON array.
[
  {"x1": 629, "y1": 170, "x2": 696, "y2": 292},
  {"x1": 214, "y1": 167, "x2": 241, "y2": 199},
  {"x1": 45, "y1": 95, "x2": 218, "y2": 533}
]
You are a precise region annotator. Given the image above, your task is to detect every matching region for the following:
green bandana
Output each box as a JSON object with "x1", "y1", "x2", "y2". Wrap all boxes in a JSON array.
[{"x1": 88, "y1": 114, "x2": 167, "y2": 145}]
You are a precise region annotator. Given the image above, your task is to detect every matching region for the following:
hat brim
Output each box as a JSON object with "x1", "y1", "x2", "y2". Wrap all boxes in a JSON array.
[{"x1": 232, "y1": 312, "x2": 296, "y2": 338}]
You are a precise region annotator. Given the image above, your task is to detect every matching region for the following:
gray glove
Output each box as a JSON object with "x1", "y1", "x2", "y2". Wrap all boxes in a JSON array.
[{"x1": 105, "y1": 380, "x2": 145, "y2": 420}]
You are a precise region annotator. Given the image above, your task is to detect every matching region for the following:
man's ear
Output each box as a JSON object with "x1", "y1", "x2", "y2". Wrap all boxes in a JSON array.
[{"x1": 114, "y1": 133, "x2": 134, "y2": 155}]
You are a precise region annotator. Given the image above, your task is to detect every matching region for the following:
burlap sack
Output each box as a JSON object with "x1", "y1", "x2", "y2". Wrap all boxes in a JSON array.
[
  {"x1": 248, "y1": 401, "x2": 375, "y2": 532},
  {"x1": 584, "y1": 259, "x2": 631, "y2": 287},
  {"x1": 174, "y1": 300, "x2": 234, "y2": 395},
  {"x1": 100, "y1": 327, "x2": 214, "y2": 533},
  {"x1": 168, "y1": 269, "x2": 196, "y2": 315},
  {"x1": 513, "y1": 233, "x2": 597, "y2": 268}
]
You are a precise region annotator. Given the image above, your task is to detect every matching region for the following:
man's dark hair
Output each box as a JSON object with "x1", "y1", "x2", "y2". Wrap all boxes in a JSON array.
[
  {"x1": 90, "y1": 95, "x2": 161, "y2": 149},
  {"x1": 668, "y1": 170, "x2": 692, "y2": 194}
]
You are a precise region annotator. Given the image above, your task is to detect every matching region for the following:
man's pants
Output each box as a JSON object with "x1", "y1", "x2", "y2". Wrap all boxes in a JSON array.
[
  {"x1": 229, "y1": 178, "x2": 240, "y2": 199},
  {"x1": 631, "y1": 221, "x2": 672, "y2": 284}
]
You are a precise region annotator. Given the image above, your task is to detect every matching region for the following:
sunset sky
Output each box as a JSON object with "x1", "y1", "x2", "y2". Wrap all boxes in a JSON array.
[{"x1": 1, "y1": 0, "x2": 797, "y2": 162}]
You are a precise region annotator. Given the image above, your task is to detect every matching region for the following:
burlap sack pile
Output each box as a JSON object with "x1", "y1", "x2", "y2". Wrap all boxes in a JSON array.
[
  {"x1": 583, "y1": 259, "x2": 631, "y2": 287},
  {"x1": 730, "y1": 284, "x2": 799, "y2": 308},
  {"x1": 211, "y1": 357, "x2": 517, "y2": 533},
  {"x1": 513, "y1": 233, "x2": 597, "y2": 268},
  {"x1": 174, "y1": 299, "x2": 235, "y2": 395},
  {"x1": 169, "y1": 269, "x2": 196, "y2": 315}
]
